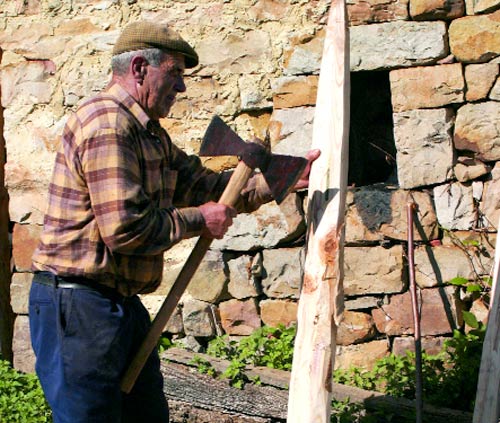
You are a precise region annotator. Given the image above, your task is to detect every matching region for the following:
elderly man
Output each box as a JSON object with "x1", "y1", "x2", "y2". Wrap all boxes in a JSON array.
[{"x1": 29, "y1": 21, "x2": 318, "y2": 423}]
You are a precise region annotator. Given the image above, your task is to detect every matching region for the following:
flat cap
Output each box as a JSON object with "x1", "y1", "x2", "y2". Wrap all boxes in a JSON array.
[{"x1": 113, "y1": 21, "x2": 199, "y2": 68}]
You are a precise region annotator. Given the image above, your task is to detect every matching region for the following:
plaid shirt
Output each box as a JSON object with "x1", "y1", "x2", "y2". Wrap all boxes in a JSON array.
[{"x1": 32, "y1": 82, "x2": 271, "y2": 296}]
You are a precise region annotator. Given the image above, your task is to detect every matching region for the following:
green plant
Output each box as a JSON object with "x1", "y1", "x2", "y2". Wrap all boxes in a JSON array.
[
  {"x1": 189, "y1": 356, "x2": 218, "y2": 377},
  {"x1": 157, "y1": 333, "x2": 175, "y2": 353},
  {"x1": 0, "y1": 359, "x2": 52, "y2": 422}
]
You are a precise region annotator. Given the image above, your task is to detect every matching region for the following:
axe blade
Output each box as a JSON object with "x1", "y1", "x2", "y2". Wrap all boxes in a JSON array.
[
  {"x1": 200, "y1": 115, "x2": 308, "y2": 204},
  {"x1": 264, "y1": 154, "x2": 307, "y2": 204}
]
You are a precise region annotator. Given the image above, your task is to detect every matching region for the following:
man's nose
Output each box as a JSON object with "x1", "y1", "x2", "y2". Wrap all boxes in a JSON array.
[{"x1": 175, "y1": 76, "x2": 186, "y2": 93}]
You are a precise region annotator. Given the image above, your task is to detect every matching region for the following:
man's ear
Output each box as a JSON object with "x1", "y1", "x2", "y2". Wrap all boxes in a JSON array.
[{"x1": 130, "y1": 55, "x2": 148, "y2": 83}]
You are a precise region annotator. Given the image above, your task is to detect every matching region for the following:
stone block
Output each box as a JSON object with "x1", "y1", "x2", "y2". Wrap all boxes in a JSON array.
[
  {"x1": 12, "y1": 223, "x2": 42, "y2": 272},
  {"x1": 335, "y1": 339, "x2": 390, "y2": 371},
  {"x1": 390, "y1": 64, "x2": 464, "y2": 112},
  {"x1": 269, "y1": 106, "x2": 315, "y2": 157},
  {"x1": 454, "y1": 102, "x2": 500, "y2": 162},
  {"x1": 491, "y1": 76, "x2": 500, "y2": 101},
  {"x1": 11, "y1": 272, "x2": 33, "y2": 315},
  {"x1": 259, "y1": 299, "x2": 298, "y2": 328},
  {"x1": 261, "y1": 248, "x2": 302, "y2": 299},
  {"x1": 13, "y1": 315, "x2": 35, "y2": 374},
  {"x1": 182, "y1": 297, "x2": 216, "y2": 338},
  {"x1": 480, "y1": 162, "x2": 500, "y2": 231},
  {"x1": 449, "y1": 11, "x2": 500, "y2": 63},
  {"x1": 392, "y1": 336, "x2": 447, "y2": 356},
  {"x1": 414, "y1": 245, "x2": 476, "y2": 287},
  {"x1": 464, "y1": 63, "x2": 499, "y2": 102},
  {"x1": 473, "y1": 0, "x2": 500, "y2": 12},
  {"x1": 350, "y1": 21, "x2": 447, "y2": 71},
  {"x1": 212, "y1": 195, "x2": 306, "y2": 251},
  {"x1": 344, "y1": 245, "x2": 405, "y2": 296},
  {"x1": 434, "y1": 182, "x2": 476, "y2": 231},
  {"x1": 345, "y1": 186, "x2": 439, "y2": 242},
  {"x1": 371, "y1": 286, "x2": 464, "y2": 336},
  {"x1": 394, "y1": 108, "x2": 455, "y2": 189},
  {"x1": 227, "y1": 254, "x2": 261, "y2": 300},
  {"x1": 271, "y1": 76, "x2": 318, "y2": 109},
  {"x1": 219, "y1": 298, "x2": 261, "y2": 336},
  {"x1": 454, "y1": 157, "x2": 491, "y2": 183},
  {"x1": 347, "y1": 0, "x2": 409, "y2": 26},
  {"x1": 336, "y1": 311, "x2": 376, "y2": 346},
  {"x1": 409, "y1": 0, "x2": 464, "y2": 20},
  {"x1": 187, "y1": 250, "x2": 228, "y2": 303},
  {"x1": 282, "y1": 30, "x2": 324, "y2": 76},
  {"x1": 345, "y1": 296, "x2": 381, "y2": 311}
]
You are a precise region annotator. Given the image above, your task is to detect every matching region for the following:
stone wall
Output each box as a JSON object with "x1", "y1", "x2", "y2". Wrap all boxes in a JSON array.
[{"x1": 1, "y1": 0, "x2": 499, "y2": 374}]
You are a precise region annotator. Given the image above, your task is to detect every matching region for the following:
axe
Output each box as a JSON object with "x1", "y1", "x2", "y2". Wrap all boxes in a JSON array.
[{"x1": 121, "y1": 115, "x2": 307, "y2": 393}]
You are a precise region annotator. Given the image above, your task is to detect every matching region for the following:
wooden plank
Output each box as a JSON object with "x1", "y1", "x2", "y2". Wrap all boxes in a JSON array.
[
  {"x1": 286, "y1": 0, "x2": 350, "y2": 421},
  {"x1": 161, "y1": 349, "x2": 473, "y2": 423},
  {"x1": 472, "y1": 218, "x2": 500, "y2": 423}
]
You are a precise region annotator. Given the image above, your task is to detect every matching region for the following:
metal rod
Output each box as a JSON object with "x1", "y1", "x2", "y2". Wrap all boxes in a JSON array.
[{"x1": 407, "y1": 201, "x2": 423, "y2": 423}]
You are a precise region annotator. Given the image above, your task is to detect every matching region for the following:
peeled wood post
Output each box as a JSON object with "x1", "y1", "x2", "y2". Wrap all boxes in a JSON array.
[
  {"x1": 0, "y1": 46, "x2": 14, "y2": 363},
  {"x1": 407, "y1": 201, "x2": 423, "y2": 423},
  {"x1": 287, "y1": 0, "x2": 349, "y2": 421},
  {"x1": 472, "y1": 216, "x2": 500, "y2": 423}
]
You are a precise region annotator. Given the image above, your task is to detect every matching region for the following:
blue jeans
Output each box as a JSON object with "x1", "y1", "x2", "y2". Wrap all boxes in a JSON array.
[{"x1": 29, "y1": 273, "x2": 169, "y2": 423}]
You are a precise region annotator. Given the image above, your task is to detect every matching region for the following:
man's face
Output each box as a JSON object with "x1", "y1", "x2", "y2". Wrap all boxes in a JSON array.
[{"x1": 143, "y1": 52, "x2": 186, "y2": 120}]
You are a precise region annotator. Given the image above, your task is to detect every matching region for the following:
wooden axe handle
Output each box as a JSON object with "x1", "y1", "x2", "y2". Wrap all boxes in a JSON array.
[{"x1": 120, "y1": 161, "x2": 254, "y2": 394}]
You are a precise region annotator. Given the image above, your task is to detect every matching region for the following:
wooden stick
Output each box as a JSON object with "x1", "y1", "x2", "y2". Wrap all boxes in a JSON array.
[
  {"x1": 286, "y1": 0, "x2": 350, "y2": 421},
  {"x1": 472, "y1": 217, "x2": 500, "y2": 423},
  {"x1": 120, "y1": 161, "x2": 254, "y2": 394},
  {"x1": 407, "y1": 201, "x2": 423, "y2": 423}
]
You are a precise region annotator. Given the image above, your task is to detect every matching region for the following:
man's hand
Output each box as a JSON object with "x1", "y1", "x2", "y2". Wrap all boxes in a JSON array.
[
  {"x1": 199, "y1": 201, "x2": 237, "y2": 239},
  {"x1": 294, "y1": 149, "x2": 321, "y2": 191}
]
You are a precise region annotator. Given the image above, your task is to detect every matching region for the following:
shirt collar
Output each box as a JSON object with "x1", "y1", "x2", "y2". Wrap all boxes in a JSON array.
[{"x1": 105, "y1": 81, "x2": 153, "y2": 131}]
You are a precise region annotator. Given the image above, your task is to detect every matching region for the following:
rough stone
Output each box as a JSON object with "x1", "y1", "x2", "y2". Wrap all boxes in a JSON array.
[
  {"x1": 227, "y1": 254, "x2": 261, "y2": 300},
  {"x1": 336, "y1": 311, "x2": 376, "y2": 346},
  {"x1": 139, "y1": 295, "x2": 184, "y2": 334},
  {"x1": 350, "y1": 21, "x2": 448, "y2": 71},
  {"x1": 12, "y1": 316, "x2": 35, "y2": 374},
  {"x1": 371, "y1": 286, "x2": 464, "y2": 336},
  {"x1": 454, "y1": 157, "x2": 491, "y2": 183},
  {"x1": 261, "y1": 248, "x2": 302, "y2": 299},
  {"x1": 347, "y1": 0, "x2": 409, "y2": 26},
  {"x1": 414, "y1": 245, "x2": 476, "y2": 287},
  {"x1": 271, "y1": 76, "x2": 318, "y2": 109},
  {"x1": 392, "y1": 336, "x2": 447, "y2": 356},
  {"x1": 259, "y1": 299, "x2": 298, "y2": 328},
  {"x1": 268, "y1": 106, "x2": 315, "y2": 157},
  {"x1": 409, "y1": 0, "x2": 465, "y2": 20},
  {"x1": 491, "y1": 76, "x2": 500, "y2": 101},
  {"x1": 454, "y1": 102, "x2": 500, "y2": 161},
  {"x1": 433, "y1": 181, "x2": 476, "y2": 230},
  {"x1": 282, "y1": 30, "x2": 324, "y2": 76},
  {"x1": 182, "y1": 297, "x2": 216, "y2": 338},
  {"x1": 10, "y1": 272, "x2": 33, "y2": 315},
  {"x1": 345, "y1": 296, "x2": 381, "y2": 311},
  {"x1": 12, "y1": 223, "x2": 42, "y2": 272},
  {"x1": 480, "y1": 162, "x2": 500, "y2": 231},
  {"x1": 335, "y1": 339, "x2": 390, "y2": 371},
  {"x1": 238, "y1": 74, "x2": 273, "y2": 112},
  {"x1": 187, "y1": 250, "x2": 228, "y2": 303},
  {"x1": 212, "y1": 196, "x2": 306, "y2": 251},
  {"x1": 464, "y1": 63, "x2": 499, "y2": 101},
  {"x1": 449, "y1": 11, "x2": 500, "y2": 63},
  {"x1": 466, "y1": 298, "x2": 489, "y2": 331},
  {"x1": 393, "y1": 108, "x2": 455, "y2": 189},
  {"x1": 473, "y1": 0, "x2": 500, "y2": 12},
  {"x1": 219, "y1": 298, "x2": 261, "y2": 336},
  {"x1": 345, "y1": 186, "x2": 439, "y2": 242},
  {"x1": 344, "y1": 245, "x2": 405, "y2": 296},
  {"x1": 390, "y1": 64, "x2": 465, "y2": 112}
]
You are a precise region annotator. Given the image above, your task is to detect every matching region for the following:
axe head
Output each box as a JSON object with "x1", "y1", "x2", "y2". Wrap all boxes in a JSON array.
[{"x1": 200, "y1": 116, "x2": 308, "y2": 204}]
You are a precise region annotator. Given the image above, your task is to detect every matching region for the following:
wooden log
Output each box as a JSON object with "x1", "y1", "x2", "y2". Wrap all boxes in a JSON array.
[
  {"x1": 161, "y1": 348, "x2": 473, "y2": 423},
  {"x1": 0, "y1": 46, "x2": 14, "y2": 363},
  {"x1": 286, "y1": 0, "x2": 350, "y2": 421},
  {"x1": 472, "y1": 217, "x2": 500, "y2": 423}
]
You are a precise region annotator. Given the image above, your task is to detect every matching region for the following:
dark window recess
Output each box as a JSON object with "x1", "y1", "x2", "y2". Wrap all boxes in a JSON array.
[{"x1": 348, "y1": 71, "x2": 397, "y2": 187}]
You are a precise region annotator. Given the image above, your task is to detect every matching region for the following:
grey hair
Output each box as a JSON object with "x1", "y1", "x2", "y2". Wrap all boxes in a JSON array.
[{"x1": 111, "y1": 48, "x2": 166, "y2": 75}]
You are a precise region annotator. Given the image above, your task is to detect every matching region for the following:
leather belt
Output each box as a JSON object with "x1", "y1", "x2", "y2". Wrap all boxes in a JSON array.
[{"x1": 34, "y1": 271, "x2": 121, "y2": 299}]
